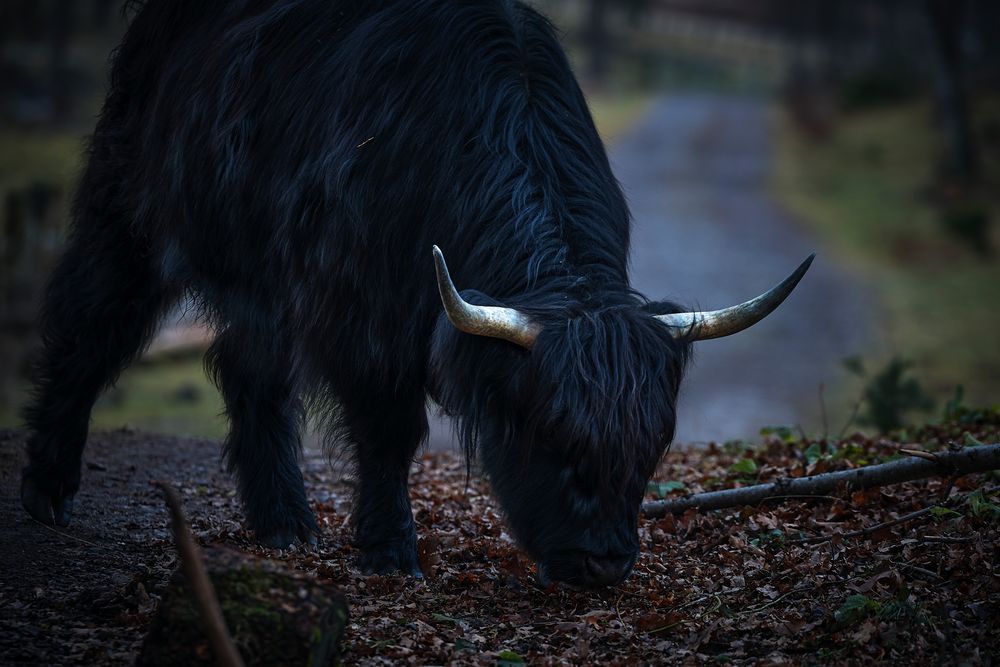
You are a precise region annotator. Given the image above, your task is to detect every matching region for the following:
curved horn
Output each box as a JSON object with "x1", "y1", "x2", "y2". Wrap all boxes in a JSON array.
[
  {"x1": 656, "y1": 254, "x2": 815, "y2": 341},
  {"x1": 432, "y1": 245, "x2": 542, "y2": 350}
]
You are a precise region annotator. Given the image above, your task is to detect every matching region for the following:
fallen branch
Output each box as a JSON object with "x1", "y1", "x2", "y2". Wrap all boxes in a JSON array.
[
  {"x1": 157, "y1": 482, "x2": 245, "y2": 667},
  {"x1": 642, "y1": 443, "x2": 1000, "y2": 518}
]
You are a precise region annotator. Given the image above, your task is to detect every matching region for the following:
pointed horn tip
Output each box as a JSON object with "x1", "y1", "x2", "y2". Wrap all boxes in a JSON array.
[
  {"x1": 789, "y1": 252, "x2": 816, "y2": 285},
  {"x1": 432, "y1": 245, "x2": 450, "y2": 281},
  {"x1": 431, "y1": 245, "x2": 457, "y2": 301}
]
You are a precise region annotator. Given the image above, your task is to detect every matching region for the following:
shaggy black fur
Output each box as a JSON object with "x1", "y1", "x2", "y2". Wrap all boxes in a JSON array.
[{"x1": 21, "y1": 0, "x2": 689, "y2": 587}]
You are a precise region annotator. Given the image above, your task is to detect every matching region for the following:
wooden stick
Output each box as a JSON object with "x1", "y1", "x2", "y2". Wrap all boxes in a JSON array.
[
  {"x1": 157, "y1": 483, "x2": 245, "y2": 667},
  {"x1": 642, "y1": 443, "x2": 1000, "y2": 518},
  {"x1": 899, "y1": 448, "x2": 940, "y2": 462}
]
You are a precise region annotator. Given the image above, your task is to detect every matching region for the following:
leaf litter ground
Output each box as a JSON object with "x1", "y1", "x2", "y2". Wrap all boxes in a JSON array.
[{"x1": 0, "y1": 410, "x2": 997, "y2": 665}]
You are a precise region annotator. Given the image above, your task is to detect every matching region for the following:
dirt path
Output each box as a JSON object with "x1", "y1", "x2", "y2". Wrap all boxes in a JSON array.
[
  {"x1": 616, "y1": 94, "x2": 874, "y2": 444},
  {"x1": 0, "y1": 428, "x2": 351, "y2": 665},
  {"x1": 0, "y1": 429, "x2": 219, "y2": 664}
]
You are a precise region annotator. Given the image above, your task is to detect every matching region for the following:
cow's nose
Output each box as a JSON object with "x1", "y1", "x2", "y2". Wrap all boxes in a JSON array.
[{"x1": 583, "y1": 553, "x2": 634, "y2": 586}]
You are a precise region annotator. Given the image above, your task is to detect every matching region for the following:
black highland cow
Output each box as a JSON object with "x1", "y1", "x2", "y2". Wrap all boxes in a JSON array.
[{"x1": 21, "y1": 0, "x2": 812, "y2": 587}]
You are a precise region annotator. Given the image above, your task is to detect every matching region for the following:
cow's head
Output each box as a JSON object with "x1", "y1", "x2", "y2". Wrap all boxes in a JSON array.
[{"x1": 429, "y1": 246, "x2": 812, "y2": 588}]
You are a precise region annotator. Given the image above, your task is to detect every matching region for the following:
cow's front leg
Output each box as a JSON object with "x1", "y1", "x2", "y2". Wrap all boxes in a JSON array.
[{"x1": 341, "y1": 391, "x2": 427, "y2": 576}]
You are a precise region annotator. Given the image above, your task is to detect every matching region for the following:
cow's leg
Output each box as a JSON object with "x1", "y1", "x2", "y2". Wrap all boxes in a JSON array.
[
  {"x1": 207, "y1": 327, "x2": 317, "y2": 548},
  {"x1": 22, "y1": 224, "x2": 173, "y2": 526},
  {"x1": 339, "y1": 389, "x2": 427, "y2": 576}
]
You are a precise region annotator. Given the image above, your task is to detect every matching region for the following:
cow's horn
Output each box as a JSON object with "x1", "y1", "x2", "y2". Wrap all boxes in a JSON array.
[
  {"x1": 432, "y1": 246, "x2": 542, "y2": 350},
  {"x1": 655, "y1": 254, "x2": 815, "y2": 341}
]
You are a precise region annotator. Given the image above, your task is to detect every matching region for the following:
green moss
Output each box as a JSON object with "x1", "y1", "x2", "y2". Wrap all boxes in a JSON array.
[
  {"x1": 163, "y1": 567, "x2": 283, "y2": 633},
  {"x1": 143, "y1": 562, "x2": 346, "y2": 666},
  {"x1": 216, "y1": 570, "x2": 285, "y2": 636}
]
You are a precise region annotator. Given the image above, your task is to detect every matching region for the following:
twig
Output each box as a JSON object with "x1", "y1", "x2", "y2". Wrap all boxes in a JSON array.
[
  {"x1": 739, "y1": 585, "x2": 811, "y2": 614},
  {"x1": 157, "y1": 482, "x2": 245, "y2": 667},
  {"x1": 939, "y1": 474, "x2": 960, "y2": 502},
  {"x1": 695, "y1": 594, "x2": 723, "y2": 619},
  {"x1": 675, "y1": 587, "x2": 742, "y2": 611},
  {"x1": 893, "y1": 561, "x2": 942, "y2": 581},
  {"x1": 838, "y1": 395, "x2": 865, "y2": 440},
  {"x1": 642, "y1": 443, "x2": 1000, "y2": 518},
  {"x1": 615, "y1": 593, "x2": 627, "y2": 632},
  {"x1": 646, "y1": 619, "x2": 686, "y2": 635},
  {"x1": 790, "y1": 506, "x2": 936, "y2": 545},
  {"x1": 795, "y1": 424, "x2": 808, "y2": 441},
  {"x1": 918, "y1": 535, "x2": 974, "y2": 544},
  {"x1": 899, "y1": 448, "x2": 940, "y2": 463},
  {"x1": 818, "y1": 383, "x2": 829, "y2": 441},
  {"x1": 29, "y1": 517, "x2": 105, "y2": 549}
]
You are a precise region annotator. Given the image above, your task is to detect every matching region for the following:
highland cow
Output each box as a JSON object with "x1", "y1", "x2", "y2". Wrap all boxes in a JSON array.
[{"x1": 20, "y1": 0, "x2": 811, "y2": 587}]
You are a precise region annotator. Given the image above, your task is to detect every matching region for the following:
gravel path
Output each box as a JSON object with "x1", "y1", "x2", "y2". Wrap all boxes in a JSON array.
[
  {"x1": 429, "y1": 93, "x2": 873, "y2": 449},
  {"x1": 616, "y1": 94, "x2": 873, "y2": 444}
]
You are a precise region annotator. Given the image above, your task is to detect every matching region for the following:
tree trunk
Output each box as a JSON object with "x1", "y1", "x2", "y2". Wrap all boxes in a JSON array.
[
  {"x1": 92, "y1": 0, "x2": 117, "y2": 30},
  {"x1": 926, "y1": 0, "x2": 979, "y2": 183},
  {"x1": 140, "y1": 485, "x2": 347, "y2": 667},
  {"x1": 642, "y1": 443, "x2": 1000, "y2": 518},
  {"x1": 49, "y1": 0, "x2": 75, "y2": 120},
  {"x1": 585, "y1": 0, "x2": 610, "y2": 86}
]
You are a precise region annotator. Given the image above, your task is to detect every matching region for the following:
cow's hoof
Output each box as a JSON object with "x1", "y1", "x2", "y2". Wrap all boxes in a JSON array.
[
  {"x1": 255, "y1": 519, "x2": 320, "y2": 550},
  {"x1": 358, "y1": 542, "x2": 423, "y2": 578},
  {"x1": 256, "y1": 529, "x2": 319, "y2": 550},
  {"x1": 21, "y1": 475, "x2": 74, "y2": 527}
]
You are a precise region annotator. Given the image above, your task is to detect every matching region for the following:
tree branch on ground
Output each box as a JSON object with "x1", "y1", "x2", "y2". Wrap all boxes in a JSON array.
[
  {"x1": 157, "y1": 482, "x2": 245, "y2": 667},
  {"x1": 641, "y1": 443, "x2": 1000, "y2": 518}
]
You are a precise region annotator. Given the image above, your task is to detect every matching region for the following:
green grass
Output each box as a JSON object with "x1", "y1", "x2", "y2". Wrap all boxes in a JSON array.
[
  {"x1": 1, "y1": 356, "x2": 227, "y2": 439},
  {"x1": 773, "y1": 98, "x2": 1000, "y2": 406},
  {"x1": 90, "y1": 356, "x2": 227, "y2": 438},
  {"x1": 587, "y1": 92, "x2": 652, "y2": 144}
]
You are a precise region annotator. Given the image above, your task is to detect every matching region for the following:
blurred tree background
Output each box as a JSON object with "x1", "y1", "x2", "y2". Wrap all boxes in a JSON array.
[
  {"x1": 1, "y1": 0, "x2": 997, "y2": 439},
  {"x1": 0, "y1": 0, "x2": 226, "y2": 436}
]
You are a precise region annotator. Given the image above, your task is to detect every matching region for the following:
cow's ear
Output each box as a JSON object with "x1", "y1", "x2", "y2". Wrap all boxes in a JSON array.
[
  {"x1": 432, "y1": 246, "x2": 541, "y2": 350},
  {"x1": 641, "y1": 300, "x2": 690, "y2": 317}
]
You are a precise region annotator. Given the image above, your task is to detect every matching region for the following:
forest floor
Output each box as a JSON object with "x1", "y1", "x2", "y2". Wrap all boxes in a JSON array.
[{"x1": 1, "y1": 409, "x2": 998, "y2": 665}]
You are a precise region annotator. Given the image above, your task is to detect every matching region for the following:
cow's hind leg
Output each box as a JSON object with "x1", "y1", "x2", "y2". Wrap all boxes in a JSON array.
[
  {"x1": 22, "y1": 223, "x2": 173, "y2": 526},
  {"x1": 338, "y1": 388, "x2": 428, "y2": 576},
  {"x1": 207, "y1": 326, "x2": 317, "y2": 548}
]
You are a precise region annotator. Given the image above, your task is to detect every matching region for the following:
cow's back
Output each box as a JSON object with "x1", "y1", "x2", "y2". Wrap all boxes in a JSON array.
[{"x1": 109, "y1": 0, "x2": 625, "y2": 376}]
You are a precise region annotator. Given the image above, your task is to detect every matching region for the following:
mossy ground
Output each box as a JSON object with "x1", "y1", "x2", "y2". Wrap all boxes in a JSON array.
[{"x1": 137, "y1": 549, "x2": 346, "y2": 666}]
